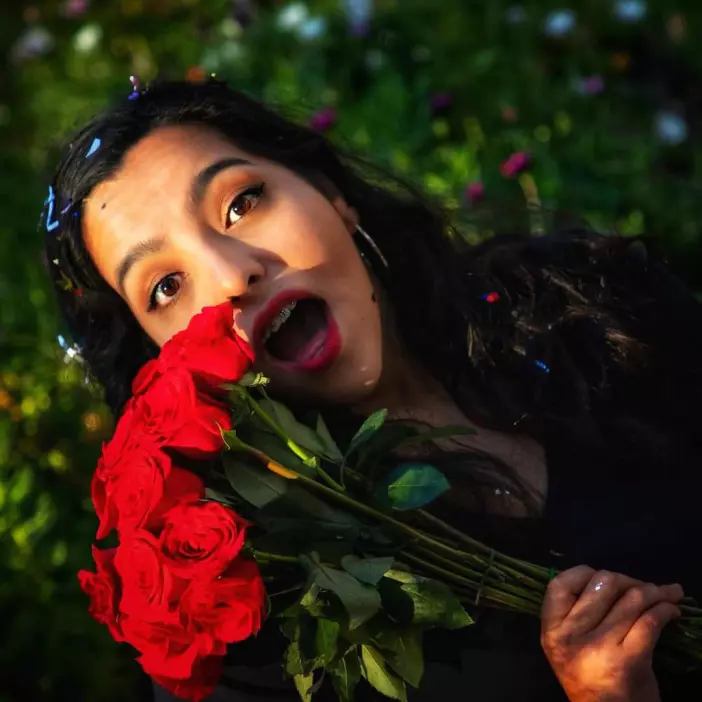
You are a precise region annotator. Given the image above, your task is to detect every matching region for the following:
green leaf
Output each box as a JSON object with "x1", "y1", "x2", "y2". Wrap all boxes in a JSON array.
[
  {"x1": 375, "y1": 628, "x2": 424, "y2": 689},
  {"x1": 293, "y1": 673, "x2": 314, "y2": 702},
  {"x1": 384, "y1": 570, "x2": 473, "y2": 630},
  {"x1": 316, "y1": 413, "x2": 344, "y2": 462},
  {"x1": 382, "y1": 462, "x2": 450, "y2": 511},
  {"x1": 330, "y1": 649, "x2": 362, "y2": 702},
  {"x1": 314, "y1": 618, "x2": 340, "y2": 667},
  {"x1": 285, "y1": 640, "x2": 305, "y2": 676},
  {"x1": 301, "y1": 553, "x2": 381, "y2": 629},
  {"x1": 346, "y1": 409, "x2": 388, "y2": 458},
  {"x1": 360, "y1": 645, "x2": 407, "y2": 701},
  {"x1": 223, "y1": 455, "x2": 288, "y2": 508},
  {"x1": 259, "y1": 396, "x2": 328, "y2": 457},
  {"x1": 341, "y1": 555, "x2": 394, "y2": 585},
  {"x1": 396, "y1": 425, "x2": 477, "y2": 450}
]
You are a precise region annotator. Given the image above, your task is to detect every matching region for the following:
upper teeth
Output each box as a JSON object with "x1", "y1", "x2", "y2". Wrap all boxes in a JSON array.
[{"x1": 264, "y1": 301, "x2": 297, "y2": 342}]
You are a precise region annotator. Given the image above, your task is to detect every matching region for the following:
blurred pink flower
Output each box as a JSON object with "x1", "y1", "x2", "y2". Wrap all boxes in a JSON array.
[
  {"x1": 62, "y1": 0, "x2": 89, "y2": 17},
  {"x1": 577, "y1": 75, "x2": 605, "y2": 95},
  {"x1": 308, "y1": 107, "x2": 337, "y2": 132},
  {"x1": 500, "y1": 151, "x2": 531, "y2": 178},
  {"x1": 430, "y1": 92, "x2": 453, "y2": 113},
  {"x1": 465, "y1": 182, "x2": 485, "y2": 204}
]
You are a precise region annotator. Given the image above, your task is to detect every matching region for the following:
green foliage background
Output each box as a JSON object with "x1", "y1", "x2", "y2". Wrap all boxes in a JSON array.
[{"x1": 2, "y1": 1, "x2": 702, "y2": 699}]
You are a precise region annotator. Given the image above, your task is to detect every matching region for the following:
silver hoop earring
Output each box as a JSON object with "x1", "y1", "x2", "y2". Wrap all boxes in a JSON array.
[{"x1": 355, "y1": 224, "x2": 389, "y2": 270}]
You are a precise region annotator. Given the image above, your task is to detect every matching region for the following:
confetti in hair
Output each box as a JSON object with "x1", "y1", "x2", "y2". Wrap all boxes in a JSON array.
[
  {"x1": 44, "y1": 186, "x2": 59, "y2": 232},
  {"x1": 128, "y1": 74, "x2": 140, "y2": 100},
  {"x1": 535, "y1": 360, "x2": 551, "y2": 374},
  {"x1": 481, "y1": 291, "x2": 501, "y2": 303},
  {"x1": 86, "y1": 137, "x2": 101, "y2": 158},
  {"x1": 60, "y1": 199, "x2": 73, "y2": 215}
]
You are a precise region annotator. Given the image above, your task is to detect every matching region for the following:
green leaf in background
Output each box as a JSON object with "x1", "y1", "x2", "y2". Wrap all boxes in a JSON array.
[
  {"x1": 375, "y1": 628, "x2": 425, "y2": 689},
  {"x1": 223, "y1": 455, "x2": 288, "y2": 508},
  {"x1": 330, "y1": 649, "x2": 362, "y2": 702},
  {"x1": 360, "y1": 645, "x2": 407, "y2": 701},
  {"x1": 345, "y1": 409, "x2": 388, "y2": 458},
  {"x1": 259, "y1": 396, "x2": 328, "y2": 458},
  {"x1": 293, "y1": 673, "x2": 314, "y2": 702},
  {"x1": 316, "y1": 413, "x2": 344, "y2": 462},
  {"x1": 301, "y1": 553, "x2": 381, "y2": 629},
  {"x1": 382, "y1": 463, "x2": 451, "y2": 511},
  {"x1": 385, "y1": 570, "x2": 473, "y2": 630},
  {"x1": 341, "y1": 555, "x2": 395, "y2": 585}
]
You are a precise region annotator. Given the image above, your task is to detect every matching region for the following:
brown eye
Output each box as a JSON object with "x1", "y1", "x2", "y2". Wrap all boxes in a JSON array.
[
  {"x1": 149, "y1": 273, "x2": 183, "y2": 311},
  {"x1": 225, "y1": 184, "x2": 264, "y2": 228}
]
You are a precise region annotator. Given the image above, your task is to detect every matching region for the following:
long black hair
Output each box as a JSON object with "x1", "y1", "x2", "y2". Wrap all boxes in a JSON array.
[{"x1": 44, "y1": 79, "x2": 702, "y2": 516}]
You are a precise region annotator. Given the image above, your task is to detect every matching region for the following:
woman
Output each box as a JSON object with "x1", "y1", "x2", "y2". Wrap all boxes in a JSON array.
[{"x1": 43, "y1": 79, "x2": 700, "y2": 702}]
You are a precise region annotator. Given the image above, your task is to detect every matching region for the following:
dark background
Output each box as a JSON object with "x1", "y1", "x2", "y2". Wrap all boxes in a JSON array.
[{"x1": 2, "y1": 1, "x2": 702, "y2": 700}]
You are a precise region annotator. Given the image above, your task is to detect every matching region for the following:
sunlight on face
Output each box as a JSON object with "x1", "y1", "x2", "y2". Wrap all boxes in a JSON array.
[{"x1": 83, "y1": 125, "x2": 384, "y2": 405}]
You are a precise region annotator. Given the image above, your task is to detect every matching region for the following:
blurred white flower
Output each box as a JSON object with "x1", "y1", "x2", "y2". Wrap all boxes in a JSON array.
[
  {"x1": 11, "y1": 26, "x2": 54, "y2": 62},
  {"x1": 277, "y1": 2, "x2": 308, "y2": 30},
  {"x1": 544, "y1": 9, "x2": 576, "y2": 37},
  {"x1": 655, "y1": 111, "x2": 688, "y2": 145},
  {"x1": 73, "y1": 22, "x2": 102, "y2": 53},
  {"x1": 298, "y1": 16, "x2": 327, "y2": 40},
  {"x1": 614, "y1": 0, "x2": 647, "y2": 23},
  {"x1": 506, "y1": 5, "x2": 527, "y2": 24}
]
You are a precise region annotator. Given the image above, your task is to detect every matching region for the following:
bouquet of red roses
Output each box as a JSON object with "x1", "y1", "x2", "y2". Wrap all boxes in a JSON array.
[{"x1": 79, "y1": 302, "x2": 702, "y2": 702}]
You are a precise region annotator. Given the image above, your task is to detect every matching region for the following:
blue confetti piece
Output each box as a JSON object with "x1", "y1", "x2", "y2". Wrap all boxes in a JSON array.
[
  {"x1": 535, "y1": 360, "x2": 551, "y2": 374},
  {"x1": 45, "y1": 186, "x2": 59, "y2": 232},
  {"x1": 57, "y1": 334, "x2": 68, "y2": 351},
  {"x1": 86, "y1": 137, "x2": 101, "y2": 158}
]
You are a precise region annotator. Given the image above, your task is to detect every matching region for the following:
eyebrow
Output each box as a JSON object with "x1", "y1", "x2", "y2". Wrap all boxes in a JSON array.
[
  {"x1": 189, "y1": 156, "x2": 252, "y2": 210},
  {"x1": 114, "y1": 157, "x2": 252, "y2": 295}
]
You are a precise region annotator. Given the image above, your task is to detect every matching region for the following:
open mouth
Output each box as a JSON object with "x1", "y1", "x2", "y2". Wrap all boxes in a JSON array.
[{"x1": 257, "y1": 294, "x2": 341, "y2": 372}]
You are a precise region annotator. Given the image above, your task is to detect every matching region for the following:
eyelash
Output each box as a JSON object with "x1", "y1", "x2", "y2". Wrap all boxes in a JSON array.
[{"x1": 146, "y1": 183, "x2": 265, "y2": 313}]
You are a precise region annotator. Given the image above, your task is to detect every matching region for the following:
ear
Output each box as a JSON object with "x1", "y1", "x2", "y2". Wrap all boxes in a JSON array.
[{"x1": 331, "y1": 196, "x2": 358, "y2": 234}]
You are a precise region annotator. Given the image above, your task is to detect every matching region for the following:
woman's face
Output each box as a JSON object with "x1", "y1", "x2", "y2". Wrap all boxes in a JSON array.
[{"x1": 83, "y1": 124, "x2": 384, "y2": 405}]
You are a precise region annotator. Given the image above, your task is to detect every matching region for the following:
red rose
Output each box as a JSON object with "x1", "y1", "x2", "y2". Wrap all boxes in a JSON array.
[
  {"x1": 78, "y1": 545, "x2": 123, "y2": 642},
  {"x1": 115, "y1": 530, "x2": 178, "y2": 623},
  {"x1": 139, "y1": 368, "x2": 232, "y2": 459},
  {"x1": 133, "y1": 302, "x2": 254, "y2": 395},
  {"x1": 122, "y1": 616, "x2": 219, "y2": 681},
  {"x1": 161, "y1": 502, "x2": 249, "y2": 579},
  {"x1": 92, "y1": 442, "x2": 203, "y2": 539},
  {"x1": 182, "y1": 558, "x2": 266, "y2": 643},
  {"x1": 152, "y1": 655, "x2": 223, "y2": 702}
]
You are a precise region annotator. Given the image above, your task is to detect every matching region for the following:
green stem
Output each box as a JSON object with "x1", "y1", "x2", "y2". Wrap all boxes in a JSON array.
[
  {"x1": 244, "y1": 391, "x2": 345, "y2": 491},
  {"x1": 251, "y1": 550, "x2": 300, "y2": 565},
  {"x1": 417, "y1": 509, "x2": 551, "y2": 583}
]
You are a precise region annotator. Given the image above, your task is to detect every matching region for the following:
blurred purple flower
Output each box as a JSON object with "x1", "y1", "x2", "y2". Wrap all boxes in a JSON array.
[
  {"x1": 11, "y1": 26, "x2": 54, "y2": 62},
  {"x1": 576, "y1": 75, "x2": 605, "y2": 95},
  {"x1": 62, "y1": 0, "x2": 89, "y2": 17},
  {"x1": 500, "y1": 151, "x2": 532, "y2": 178},
  {"x1": 344, "y1": 0, "x2": 373, "y2": 37},
  {"x1": 430, "y1": 92, "x2": 453, "y2": 113},
  {"x1": 309, "y1": 107, "x2": 337, "y2": 132},
  {"x1": 465, "y1": 182, "x2": 485, "y2": 204}
]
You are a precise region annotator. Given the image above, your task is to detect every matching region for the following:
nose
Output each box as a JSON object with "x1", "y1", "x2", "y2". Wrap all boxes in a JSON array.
[{"x1": 197, "y1": 238, "x2": 265, "y2": 303}]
